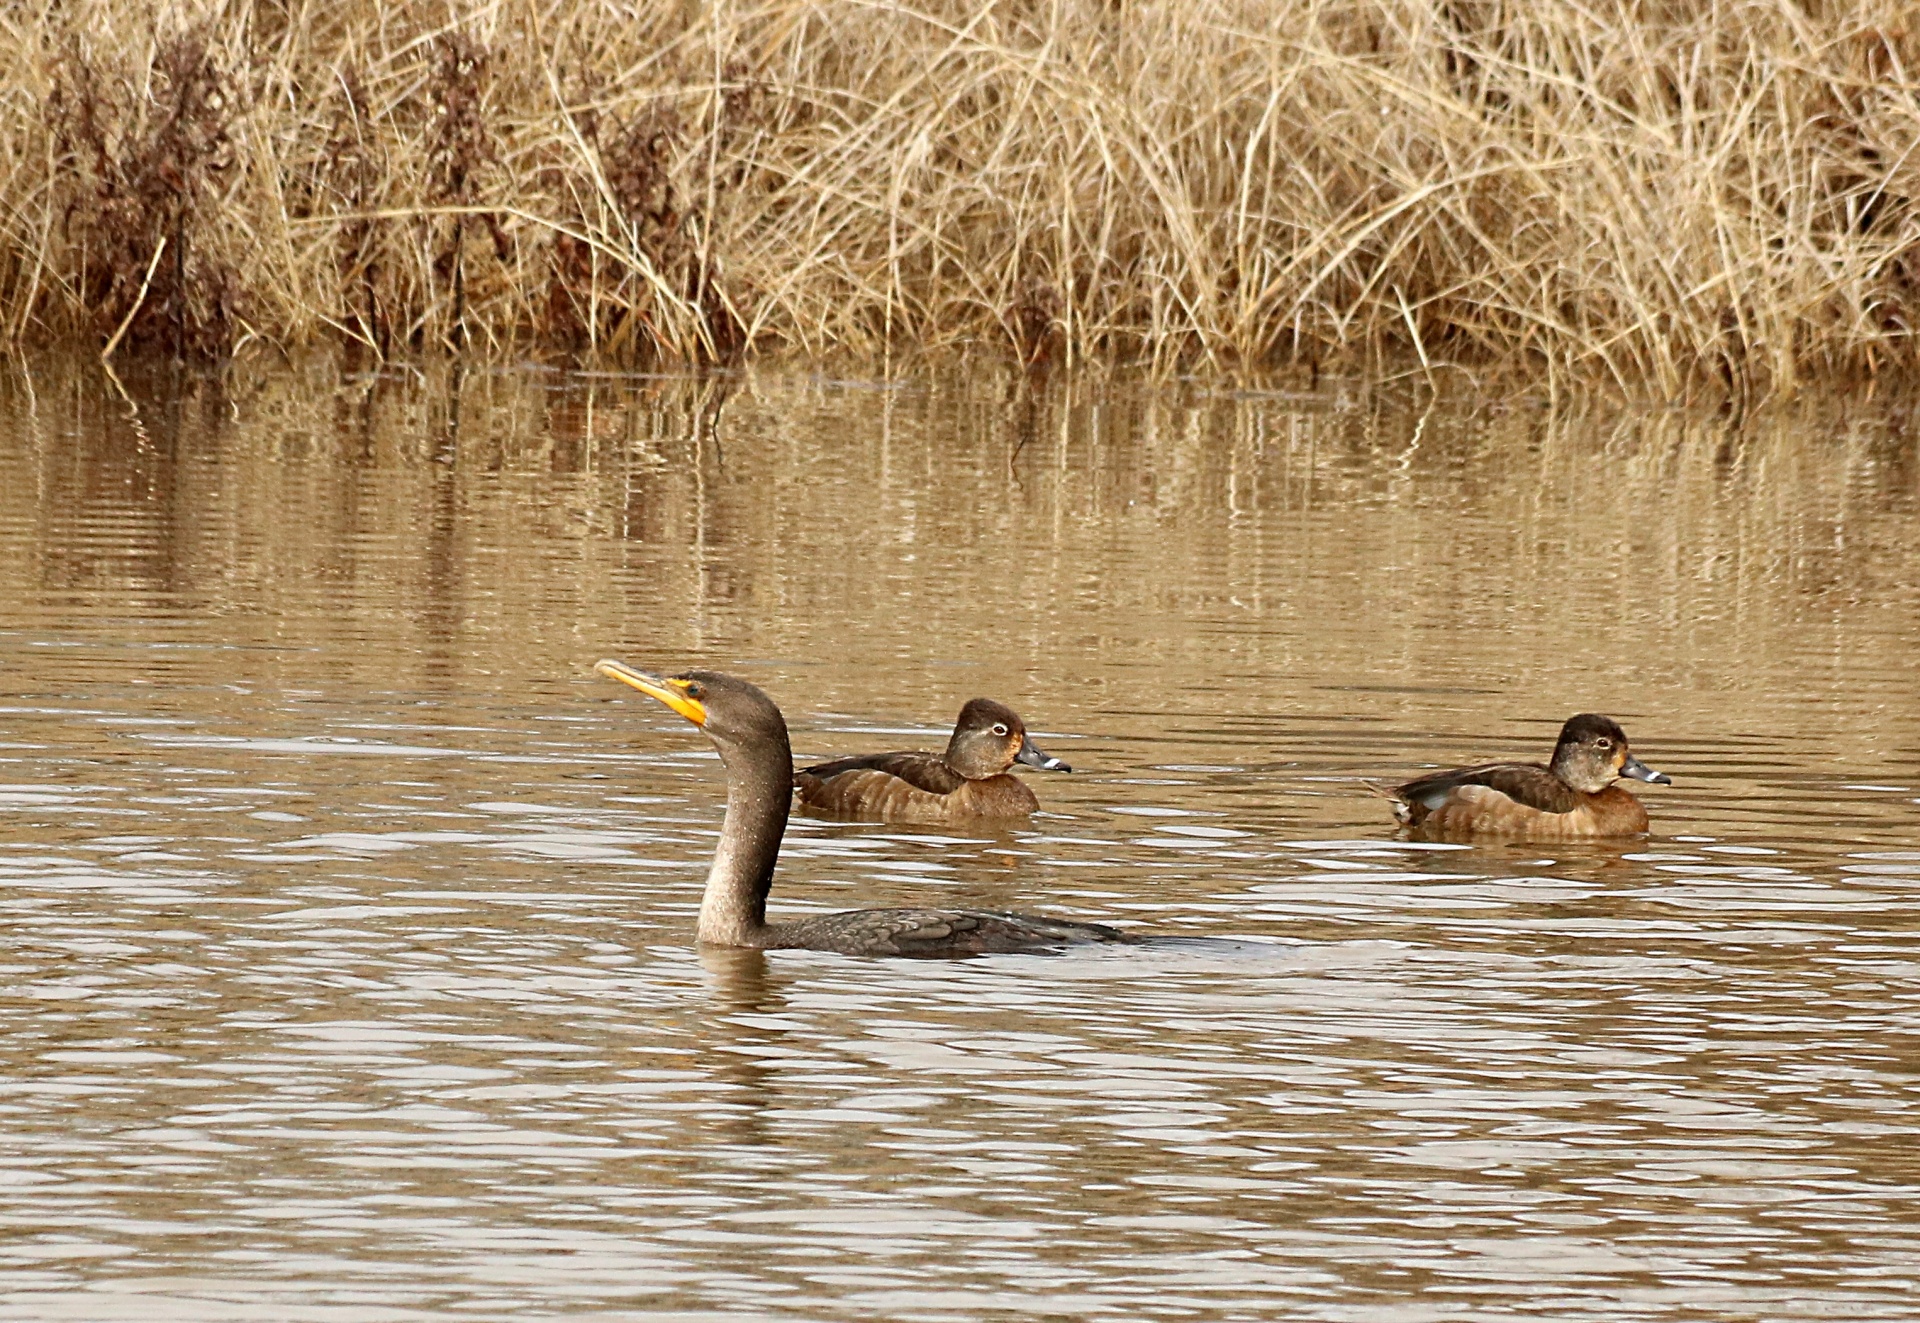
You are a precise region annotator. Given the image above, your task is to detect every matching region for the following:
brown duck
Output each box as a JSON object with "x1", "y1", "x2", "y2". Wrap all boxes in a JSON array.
[
  {"x1": 1382, "y1": 713, "x2": 1671, "y2": 841},
  {"x1": 793, "y1": 698, "x2": 1070, "y2": 823},
  {"x1": 595, "y1": 661, "x2": 1130, "y2": 956}
]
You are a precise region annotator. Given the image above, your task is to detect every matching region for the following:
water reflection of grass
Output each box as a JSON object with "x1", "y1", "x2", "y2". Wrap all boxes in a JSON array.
[{"x1": 4, "y1": 1, "x2": 1916, "y2": 394}]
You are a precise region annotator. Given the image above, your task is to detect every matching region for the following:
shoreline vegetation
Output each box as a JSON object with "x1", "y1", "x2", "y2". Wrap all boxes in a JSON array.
[{"x1": 1, "y1": 0, "x2": 1915, "y2": 398}]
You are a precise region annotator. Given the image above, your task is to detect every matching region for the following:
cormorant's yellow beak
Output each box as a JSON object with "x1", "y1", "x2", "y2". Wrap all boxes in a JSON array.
[{"x1": 596, "y1": 659, "x2": 708, "y2": 727}]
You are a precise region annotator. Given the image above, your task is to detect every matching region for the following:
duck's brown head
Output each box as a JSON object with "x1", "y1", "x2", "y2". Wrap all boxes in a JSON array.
[
  {"x1": 1549, "y1": 713, "x2": 1670, "y2": 794},
  {"x1": 944, "y1": 698, "x2": 1071, "y2": 780}
]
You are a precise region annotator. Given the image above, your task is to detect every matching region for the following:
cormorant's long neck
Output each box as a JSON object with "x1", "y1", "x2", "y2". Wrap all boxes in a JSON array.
[{"x1": 698, "y1": 725, "x2": 792, "y2": 947}]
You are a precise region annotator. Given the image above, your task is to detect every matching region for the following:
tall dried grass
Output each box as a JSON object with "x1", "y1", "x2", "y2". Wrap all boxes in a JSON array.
[{"x1": 1, "y1": 0, "x2": 1915, "y2": 395}]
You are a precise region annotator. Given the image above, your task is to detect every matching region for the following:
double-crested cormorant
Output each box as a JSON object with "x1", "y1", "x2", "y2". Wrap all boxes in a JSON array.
[
  {"x1": 1381, "y1": 713, "x2": 1671, "y2": 840},
  {"x1": 596, "y1": 660, "x2": 1134, "y2": 956},
  {"x1": 795, "y1": 697, "x2": 1070, "y2": 823}
]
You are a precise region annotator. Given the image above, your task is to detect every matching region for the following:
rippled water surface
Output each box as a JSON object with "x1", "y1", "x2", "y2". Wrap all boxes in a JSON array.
[{"x1": 1, "y1": 360, "x2": 1917, "y2": 1320}]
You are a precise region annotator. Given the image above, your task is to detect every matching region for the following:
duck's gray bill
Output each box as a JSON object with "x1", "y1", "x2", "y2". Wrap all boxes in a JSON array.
[
  {"x1": 1015, "y1": 735, "x2": 1071, "y2": 773},
  {"x1": 1621, "y1": 755, "x2": 1671, "y2": 785}
]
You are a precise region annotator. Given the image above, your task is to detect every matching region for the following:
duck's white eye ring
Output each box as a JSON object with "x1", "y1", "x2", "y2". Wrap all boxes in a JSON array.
[
  {"x1": 992, "y1": 723, "x2": 1009, "y2": 737},
  {"x1": 1594, "y1": 737, "x2": 1612, "y2": 749}
]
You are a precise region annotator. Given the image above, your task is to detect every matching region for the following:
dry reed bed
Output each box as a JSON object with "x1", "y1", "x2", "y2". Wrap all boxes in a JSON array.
[{"x1": 1, "y1": 0, "x2": 1916, "y2": 395}]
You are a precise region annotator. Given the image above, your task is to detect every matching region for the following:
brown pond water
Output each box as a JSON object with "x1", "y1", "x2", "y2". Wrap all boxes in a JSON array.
[{"x1": 0, "y1": 359, "x2": 1917, "y2": 1320}]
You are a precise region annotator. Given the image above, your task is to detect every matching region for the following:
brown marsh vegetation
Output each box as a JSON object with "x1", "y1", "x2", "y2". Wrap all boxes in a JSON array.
[{"x1": 1, "y1": 0, "x2": 1916, "y2": 396}]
